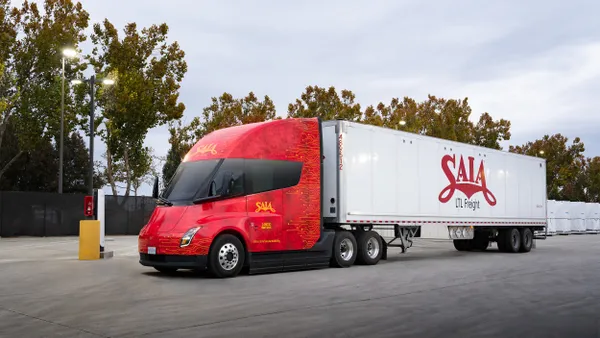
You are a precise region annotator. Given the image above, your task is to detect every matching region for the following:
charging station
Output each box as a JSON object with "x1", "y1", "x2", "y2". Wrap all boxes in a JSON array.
[{"x1": 79, "y1": 189, "x2": 113, "y2": 260}]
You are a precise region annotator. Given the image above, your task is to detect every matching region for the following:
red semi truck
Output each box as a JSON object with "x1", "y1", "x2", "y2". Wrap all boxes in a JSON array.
[{"x1": 138, "y1": 117, "x2": 547, "y2": 278}]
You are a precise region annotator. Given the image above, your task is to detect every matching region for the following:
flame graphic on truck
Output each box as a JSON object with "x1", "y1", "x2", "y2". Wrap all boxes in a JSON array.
[{"x1": 438, "y1": 154, "x2": 497, "y2": 206}]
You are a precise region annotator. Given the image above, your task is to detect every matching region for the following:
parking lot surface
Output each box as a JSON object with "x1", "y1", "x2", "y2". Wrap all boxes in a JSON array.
[{"x1": 0, "y1": 235, "x2": 599, "y2": 337}]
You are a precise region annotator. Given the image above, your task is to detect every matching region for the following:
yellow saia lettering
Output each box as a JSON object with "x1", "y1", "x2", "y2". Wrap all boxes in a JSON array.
[
  {"x1": 196, "y1": 143, "x2": 217, "y2": 155},
  {"x1": 255, "y1": 201, "x2": 276, "y2": 213}
]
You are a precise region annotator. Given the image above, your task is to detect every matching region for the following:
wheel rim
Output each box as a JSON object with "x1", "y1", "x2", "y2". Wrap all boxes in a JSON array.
[
  {"x1": 218, "y1": 243, "x2": 239, "y2": 271},
  {"x1": 340, "y1": 238, "x2": 354, "y2": 261},
  {"x1": 366, "y1": 237, "x2": 380, "y2": 259}
]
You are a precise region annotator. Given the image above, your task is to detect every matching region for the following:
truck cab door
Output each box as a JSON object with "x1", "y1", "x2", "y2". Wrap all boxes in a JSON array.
[{"x1": 246, "y1": 190, "x2": 285, "y2": 252}]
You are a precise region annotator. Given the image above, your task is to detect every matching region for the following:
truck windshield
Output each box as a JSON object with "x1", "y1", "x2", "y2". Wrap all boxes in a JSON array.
[
  {"x1": 160, "y1": 158, "x2": 302, "y2": 205},
  {"x1": 161, "y1": 159, "x2": 222, "y2": 203}
]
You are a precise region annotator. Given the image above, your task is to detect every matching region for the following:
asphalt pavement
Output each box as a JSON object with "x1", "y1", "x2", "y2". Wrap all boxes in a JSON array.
[{"x1": 0, "y1": 234, "x2": 599, "y2": 338}]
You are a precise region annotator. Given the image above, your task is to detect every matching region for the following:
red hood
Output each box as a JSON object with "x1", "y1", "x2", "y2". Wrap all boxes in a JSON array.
[{"x1": 143, "y1": 206, "x2": 189, "y2": 234}]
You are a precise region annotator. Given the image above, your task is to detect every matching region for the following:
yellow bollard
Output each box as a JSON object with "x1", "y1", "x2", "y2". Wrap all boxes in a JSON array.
[{"x1": 79, "y1": 220, "x2": 100, "y2": 260}]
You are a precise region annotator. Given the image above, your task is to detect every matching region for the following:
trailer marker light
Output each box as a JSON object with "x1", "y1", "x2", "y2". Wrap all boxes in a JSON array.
[{"x1": 180, "y1": 227, "x2": 202, "y2": 247}]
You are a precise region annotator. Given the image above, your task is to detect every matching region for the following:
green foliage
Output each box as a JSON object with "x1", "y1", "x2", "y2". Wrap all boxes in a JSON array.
[
  {"x1": 62, "y1": 132, "x2": 106, "y2": 193},
  {"x1": 0, "y1": 120, "x2": 103, "y2": 192},
  {"x1": 0, "y1": 0, "x2": 89, "y2": 182},
  {"x1": 362, "y1": 95, "x2": 511, "y2": 149},
  {"x1": 509, "y1": 134, "x2": 587, "y2": 201},
  {"x1": 287, "y1": 85, "x2": 362, "y2": 121},
  {"x1": 87, "y1": 19, "x2": 187, "y2": 197},
  {"x1": 586, "y1": 157, "x2": 600, "y2": 203}
]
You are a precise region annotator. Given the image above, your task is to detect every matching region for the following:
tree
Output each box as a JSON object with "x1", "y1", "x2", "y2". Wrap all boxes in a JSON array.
[
  {"x1": 0, "y1": 61, "x2": 19, "y2": 182},
  {"x1": 61, "y1": 132, "x2": 105, "y2": 193},
  {"x1": 0, "y1": 120, "x2": 104, "y2": 192},
  {"x1": 87, "y1": 19, "x2": 187, "y2": 197},
  {"x1": 509, "y1": 134, "x2": 586, "y2": 201},
  {"x1": 162, "y1": 119, "x2": 199, "y2": 184},
  {"x1": 472, "y1": 112, "x2": 511, "y2": 150},
  {"x1": 288, "y1": 85, "x2": 362, "y2": 121},
  {"x1": 0, "y1": 0, "x2": 89, "y2": 183},
  {"x1": 0, "y1": 0, "x2": 19, "y2": 182},
  {"x1": 161, "y1": 91, "x2": 277, "y2": 185},
  {"x1": 586, "y1": 157, "x2": 600, "y2": 203},
  {"x1": 0, "y1": 120, "x2": 56, "y2": 191},
  {"x1": 360, "y1": 95, "x2": 511, "y2": 149}
]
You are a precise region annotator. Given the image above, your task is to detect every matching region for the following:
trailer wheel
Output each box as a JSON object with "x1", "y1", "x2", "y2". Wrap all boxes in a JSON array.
[
  {"x1": 330, "y1": 231, "x2": 357, "y2": 268},
  {"x1": 498, "y1": 228, "x2": 521, "y2": 253},
  {"x1": 473, "y1": 232, "x2": 490, "y2": 251},
  {"x1": 519, "y1": 228, "x2": 533, "y2": 253},
  {"x1": 453, "y1": 240, "x2": 473, "y2": 251},
  {"x1": 208, "y1": 234, "x2": 245, "y2": 278},
  {"x1": 355, "y1": 231, "x2": 383, "y2": 265}
]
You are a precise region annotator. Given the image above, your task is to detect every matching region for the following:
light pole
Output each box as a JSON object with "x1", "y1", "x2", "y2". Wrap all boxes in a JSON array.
[
  {"x1": 72, "y1": 75, "x2": 114, "y2": 195},
  {"x1": 59, "y1": 48, "x2": 77, "y2": 194}
]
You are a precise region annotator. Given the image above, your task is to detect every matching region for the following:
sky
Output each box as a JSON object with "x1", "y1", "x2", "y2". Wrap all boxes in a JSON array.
[{"x1": 15, "y1": 0, "x2": 600, "y2": 196}]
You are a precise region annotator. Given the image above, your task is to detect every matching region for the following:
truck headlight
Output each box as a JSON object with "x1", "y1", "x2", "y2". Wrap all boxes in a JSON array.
[{"x1": 180, "y1": 227, "x2": 201, "y2": 247}]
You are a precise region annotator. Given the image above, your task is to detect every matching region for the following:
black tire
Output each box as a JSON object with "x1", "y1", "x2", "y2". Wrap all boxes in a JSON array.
[
  {"x1": 473, "y1": 232, "x2": 490, "y2": 251},
  {"x1": 496, "y1": 230, "x2": 507, "y2": 252},
  {"x1": 520, "y1": 228, "x2": 533, "y2": 253},
  {"x1": 330, "y1": 230, "x2": 358, "y2": 268},
  {"x1": 498, "y1": 228, "x2": 521, "y2": 253},
  {"x1": 355, "y1": 231, "x2": 383, "y2": 265},
  {"x1": 453, "y1": 239, "x2": 473, "y2": 251},
  {"x1": 208, "y1": 234, "x2": 245, "y2": 278},
  {"x1": 154, "y1": 267, "x2": 177, "y2": 274}
]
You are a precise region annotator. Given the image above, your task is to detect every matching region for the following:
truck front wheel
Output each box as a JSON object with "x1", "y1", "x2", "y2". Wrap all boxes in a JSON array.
[
  {"x1": 355, "y1": 231, "x2": 383, "y2": 265},
  {"x1": 208, "y1": 234, "x2": 245, "y2": 278},
  {"x1": 330, "y1": 230, "x2": 357, "y2": 268}
]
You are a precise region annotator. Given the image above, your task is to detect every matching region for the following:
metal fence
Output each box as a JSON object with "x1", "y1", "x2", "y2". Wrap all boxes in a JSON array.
[{"x1": 0, "y1": 191, "x2": 156, "y2": 237}]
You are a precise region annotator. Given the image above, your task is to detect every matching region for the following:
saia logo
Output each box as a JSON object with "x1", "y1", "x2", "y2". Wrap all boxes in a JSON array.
[
  {"x1": 196, "y1": 143, "x2": 217, "y2": 155},
  {"x1": 255, "y1": 202, "x2": 276, "y2": 213},
  {"x1": 438, "y1": 154, "x2": 497, "y2": 206}
]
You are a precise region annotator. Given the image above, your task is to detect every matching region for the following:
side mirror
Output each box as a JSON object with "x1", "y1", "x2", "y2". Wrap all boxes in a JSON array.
[{"x1": 152, "y1": 176, "x2": 159, "y2": 199}]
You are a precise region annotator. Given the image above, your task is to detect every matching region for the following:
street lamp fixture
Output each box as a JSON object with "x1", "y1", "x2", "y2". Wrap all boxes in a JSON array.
[
  {"x1": 71, "y1": 75, "x2": 115, "y2": 195},
  {"x1": 62, "y1": 48, "x2": 77, "y2": 58},
  {"x1": 399, "y1": 120, "x2": 407, "y2": 126},
  {"x1": 58, "y1": 47, "x2": 78, "y2": 194},
  {"x1": 539, "y1": 150, "x2": 545, "y2": 155}
]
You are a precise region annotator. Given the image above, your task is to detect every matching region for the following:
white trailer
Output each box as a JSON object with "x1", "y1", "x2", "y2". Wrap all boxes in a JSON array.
[
  {"x1": 570, "y1": 201, "x2": 587, "y2": 234},
  {"x1": 555, "y1": 201, "x2": 571, "y2": 234},
  {"x1": 546, "y1": 200, "x2": 558, "y2": 235},
  {"x1": 321, "y1": 120, "x2": 547, "y2": 254},
  {"x1": 585, "y1": 203, "x2": 600, "y2": 233}
]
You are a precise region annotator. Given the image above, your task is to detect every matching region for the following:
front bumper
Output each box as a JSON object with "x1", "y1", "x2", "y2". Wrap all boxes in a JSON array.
[{"x1": 139, "y1": 253, "x2": 208, "y2": 270}]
